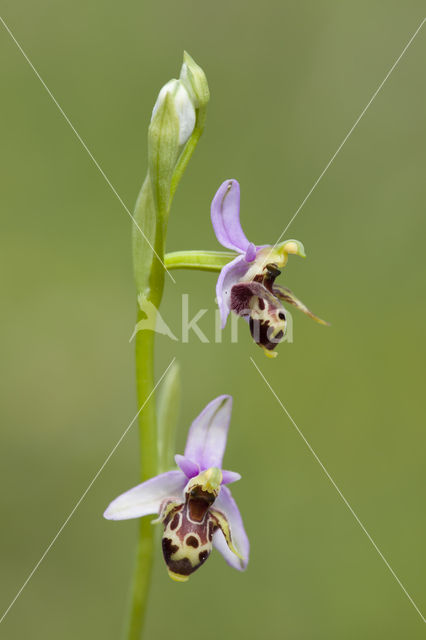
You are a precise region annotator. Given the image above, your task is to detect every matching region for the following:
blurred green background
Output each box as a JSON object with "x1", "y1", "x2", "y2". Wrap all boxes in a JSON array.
[{"x1": 1, "y1": 1, "x2": 425, "y2": 638}]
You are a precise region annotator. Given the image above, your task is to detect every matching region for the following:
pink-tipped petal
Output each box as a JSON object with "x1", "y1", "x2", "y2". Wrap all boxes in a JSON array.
[
  {"x1": 221, "y1": 470, "x2": 242, "y2": 485},
  {"x1": 175, "y1": 454, "x2": 200, "y2": 478},
  {"x1": 213, "y1": 486, "x2": 249, "y2": 570},
  {"x1": 211, "y1": 179, "x2": 250, "y2": 252},
  {"x1": 216, "y1": 254, "x2": 251, "y2": 328},
  {"x1": 184, "y1": 395, "x2": 233, "y2": 470},
  {"x1": 103, "y1": 471, "x2": 186, "y2": 521}
]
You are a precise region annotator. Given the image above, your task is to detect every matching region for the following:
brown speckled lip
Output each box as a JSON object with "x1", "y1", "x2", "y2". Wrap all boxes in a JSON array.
[{"x1": 250, "y1": 318, "x2": 282, "y2": 351}]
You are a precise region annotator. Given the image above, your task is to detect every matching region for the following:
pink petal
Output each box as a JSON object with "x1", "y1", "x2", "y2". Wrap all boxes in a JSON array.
[
  {"x1": 175, "y1": 454, "x2": 200, "y2": 478},
  {"x1": 216, "y1": 254, "x2": 251, "y2": 328},
  {"x1": 213, "y1": 486, "x2": 249, "y2": 570},
  {"x1": 221, "y1": 470, "x2": 242, "y2": 485},
  {"x1": 211, "y1": 179, "x2": 251, "y2": 252},
  {"x1": 184, "y1": 395, "x2": 233, "y2": 469},
  {"x1": 103, "y1": 471, "x2": 186, "y2": 521}
]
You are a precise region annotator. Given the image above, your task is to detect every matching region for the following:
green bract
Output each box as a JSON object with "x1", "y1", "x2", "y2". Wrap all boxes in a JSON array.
[
  {"x1": 148, "y1": 91, "x2": 180, "y2": 220},
  {"x1": 180, "y1": 50, "x2": 210, "y2": 109}
]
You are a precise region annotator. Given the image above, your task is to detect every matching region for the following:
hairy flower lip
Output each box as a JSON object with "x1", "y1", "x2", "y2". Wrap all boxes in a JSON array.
[{"x1": 104, "y1": 395, "x2": 249, "y2": 576}]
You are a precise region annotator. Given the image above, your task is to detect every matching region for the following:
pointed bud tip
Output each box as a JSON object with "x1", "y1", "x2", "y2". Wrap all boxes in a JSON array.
[
  {"x1": 183, "y1": 50, "x2": 194, "y2": 65},
  {"x1": 180, "y1": 51, "x2": 209, "y2": 109}
]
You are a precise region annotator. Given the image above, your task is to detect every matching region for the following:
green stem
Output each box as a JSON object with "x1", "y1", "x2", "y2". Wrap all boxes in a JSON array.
[
  {"x1": 124, "y1": 321, "x2": 157, "y2": 640},
  {"x1": 124, "y1": 517, "x2": 155, "y2": 640},
  {"x1": 125, "y1": 176, "x2": 165, "y2": 640},
  {"x1": 165, "y1": 250, "x2": 236, "y2": 271}
]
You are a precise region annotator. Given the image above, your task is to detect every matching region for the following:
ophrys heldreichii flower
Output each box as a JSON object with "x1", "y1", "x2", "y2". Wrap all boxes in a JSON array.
[
  {"x1": 104, "y1": 395, "x2": 248, "y2": 582},
  {"x1": 211, "y1": 179, "x2": 329, "y2": 357}
]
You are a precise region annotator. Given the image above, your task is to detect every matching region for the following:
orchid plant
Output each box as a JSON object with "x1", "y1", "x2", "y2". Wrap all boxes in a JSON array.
[{"x1": 105, "y1": 52, "x2": 327, "y2": 640}]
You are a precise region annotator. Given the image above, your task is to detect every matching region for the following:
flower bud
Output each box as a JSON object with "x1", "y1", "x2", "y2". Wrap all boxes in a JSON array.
[
  {"x1": 180, "y1": 51, "x2": 210, "y2": 110},
  {"x1": 152, "y1": 79, "x2": 195, "y2": 145}
]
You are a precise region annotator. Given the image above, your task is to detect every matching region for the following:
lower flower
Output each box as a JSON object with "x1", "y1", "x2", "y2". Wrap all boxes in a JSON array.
[{"x1": 104, "y1": 395, "x2": 249, "y2": 581}]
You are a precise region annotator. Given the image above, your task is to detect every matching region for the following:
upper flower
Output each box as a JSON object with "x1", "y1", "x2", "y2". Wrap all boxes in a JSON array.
[
  {"x1": 211, "y1": 179, "x2": 328, "y2": 357},
  {"x1": 104, "y1": 395, "x2": 249, "y2": 582}
]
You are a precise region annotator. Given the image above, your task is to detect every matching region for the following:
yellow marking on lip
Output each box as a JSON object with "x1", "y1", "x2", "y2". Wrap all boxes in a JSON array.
[
  {"x1": 261, "y1": 346, "x2": 278, "y2": 358},
  {"x1": 211, "y1": 508, "x2": 244, "y2": 562},
  {"x1": 167, "y1": 570, "x2": 189, "y2": 583}
]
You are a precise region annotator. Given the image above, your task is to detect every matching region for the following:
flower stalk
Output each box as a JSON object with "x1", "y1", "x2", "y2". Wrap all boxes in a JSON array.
[{"x1": 125, "y1": 178, "x2": 164, "y2": 640}]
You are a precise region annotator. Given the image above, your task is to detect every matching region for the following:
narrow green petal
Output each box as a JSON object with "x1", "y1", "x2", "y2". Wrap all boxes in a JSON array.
[{"x1": 148, "y1": 92, "x2": 180, "y2": 221}]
